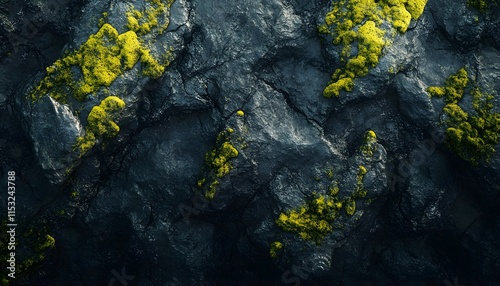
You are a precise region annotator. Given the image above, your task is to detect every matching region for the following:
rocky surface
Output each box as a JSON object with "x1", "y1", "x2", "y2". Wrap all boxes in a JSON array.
[{"x1": 1, "y1": 0, "x2": 500, "y2": 285}]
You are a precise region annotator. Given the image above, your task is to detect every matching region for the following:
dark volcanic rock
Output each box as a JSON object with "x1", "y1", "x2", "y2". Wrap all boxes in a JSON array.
[{"x1": 2, "y1": 0, "x2": 500, "y2": 285}]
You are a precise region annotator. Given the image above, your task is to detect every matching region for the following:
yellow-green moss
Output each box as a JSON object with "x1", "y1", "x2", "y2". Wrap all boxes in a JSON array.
[
  {"x1": 366, "y1": 130, "x2": 377, "y2": 141},
  {"x1": 31, "y1": 0, "x2": 174, "y2": 104},
  {"x1": 427, "y1": 68, "x2": 500, "y2": 165},
  {"x1": 270, "y1": 241, "x2": 283, "y2": 258},
  {"x1": 275, "y1": 133, "x2": 374, "y2": 243},
  {"x1": 327, "y1": 168, "x2": 334, "y2": 178},
  {"x1": 205, "y1": 180, "x2": 219, "y2": 200},
  {"x1": 360, "y1": 130, "x2": 378, "y2": 157},
  {"x1": 321, "y1": 0, "x2": 428, "y2": 98},
  {"x1": 126, "y1": 0, "x2": 173, "y2": 36},
  {"x1": 5, "y1": 227, "x2": 57, "y2": 276},
  {"x1": 198, "y1": 128, "x2": 240, "y2": 200},
  {"x1": 75, "y1": 96, "x2": 125, "y2": 156},
  {"x1": 467, "y1": 0, "x2": 499, "y2": 12},
  {"x1": 352, "y1": 165, "x2": 368, "y2": 199},
  {"x1": 36, "y1": 235, "x2": 55, "y2": 252},
  {"x1": 197, "y1": 178, "x2": 206, "y2": 188},
  {"x1": 358, "y1": 165, "x2": 367, "y2": 176},
  {"x1": 205, "y1": 141, "x2": 239, "y2": 178},
  {"x1": 276, "y1": 194, "x2": 343, "y2": 244},
  {"x1": 344, "y1": 198, "x2": 356, "y2": 216},
  {"x1": 427, "y1": 86, "x2": 446, "y2": 98},
  {"x1": 329, "y1": 185, "x2": 340, "y2": 196},
  {"x1": 18, "y1": 230, "x2": 56, "y2": 273}
]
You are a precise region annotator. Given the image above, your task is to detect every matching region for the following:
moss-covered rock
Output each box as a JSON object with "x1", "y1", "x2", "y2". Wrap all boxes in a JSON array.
[
  {"x1": 467, "y1": 0, "x2": 491, "y2": 11},
  {"x1": 427, "y1": 68, "x2": 500, "y2": 165},
  {"x1": 30, "y1": 22, "x2": 168, "y2": 103},
  {"x1": 197, "y1": 128, "x2": 241, "y2": 200},
  {"x1": 74, "y1": 96, "x2": 125, "y2": 156},
  {"x1": 320, "y1": 0, "x2": 428, "y2": 98},
  {"x1": 275, "y1": 131, "x2": 375, "y2": 245},
  {"x1": 270, "y1": 241, "x2": 283, "y2": 258},
  {"x1": 276, "y1": 194, "x2": 343, "y2": 244}
]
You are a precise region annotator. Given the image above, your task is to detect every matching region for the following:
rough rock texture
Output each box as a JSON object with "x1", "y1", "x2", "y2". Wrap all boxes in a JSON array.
[{"x1": 1, "y1": 0, "x2": 500, "y2": 285}]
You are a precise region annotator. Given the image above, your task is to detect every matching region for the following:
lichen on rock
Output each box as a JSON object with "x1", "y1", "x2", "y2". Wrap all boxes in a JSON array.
[
  {"x1": 427, "y1": 67, "x2": 500, "y2": 165},
  {"x1": 319, "y1": 0, "x2": 428, "y2": 98}
]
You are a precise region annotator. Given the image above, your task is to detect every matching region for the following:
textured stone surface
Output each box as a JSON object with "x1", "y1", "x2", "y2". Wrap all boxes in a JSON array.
[{"x1": 1, "y1": 0, "x2": 500, "y2": 285}]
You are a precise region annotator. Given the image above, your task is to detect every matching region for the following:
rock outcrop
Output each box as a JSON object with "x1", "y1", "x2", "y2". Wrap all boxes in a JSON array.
[{"x1": 0, "y1": 0, "x2": 499, "y2": 285}]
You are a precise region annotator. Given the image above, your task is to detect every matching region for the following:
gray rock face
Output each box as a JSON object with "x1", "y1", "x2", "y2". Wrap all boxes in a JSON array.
[
  {"x1": 2, "y1": 0, "x2": 500, "y2": 285},
  {"x1": 22, "y1": 95, "x2": 84, "y2": 183},
  {"x1": 15, "y1": 0, "x2": 188, "y2": 184},
  {"x1": 396, "y1": 73, "x2": 437, "y2": 127}
]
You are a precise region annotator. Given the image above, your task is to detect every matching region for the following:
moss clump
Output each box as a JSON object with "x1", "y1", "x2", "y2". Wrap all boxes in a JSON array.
[
  {"x1": 18, "y1": 232, "x2": 55, "y2": 274},
  {"x1": 320, "y1": 0, "x2": 428, "y2": 98},
  {"x1": 437, "y1": 67, "x2": 469, "y2": 104},
  {"x1": 327, "y1": 168, "x2": 334, "y2": 178},
  {"x1": 276, "y1": 135, "x2": 372, "y2": 244},
  {"x1": 198, "y1": 128, "x2": 240, "y2": 200},
  {"x1": 31, "y1": 0, "x2": 173, "y2": 103},
  {"x1": 75, "y1": 96, "x2": 125, "y2": 156},
  {"x1": 205, "y1": 180, "x2": 219, "y2": 200},
  {"x1": 126, "y1": 0, "x2": 174, "y2": 35},
  {"x1": 352, "y1": 166, "x2": 368, "y2": 199},
  {"x1": 467, "y1": 0, "x2": 489, "y2": 11},
  {"x1": 329, "y1": 185, "x2": 340, "y2": 196},
  {"x1": 205, "y1": 142, "x2": 239, "y2": 178},
  {"x1": 270, "y1": 241, "x2": 283, "y2": 258},
  {"x1": 0, "y1": 224, "x2": 56, "y2": 284},
  {"x1": 36, "y1": 235, "x2": 55, "y2": 252},
  {"x1": 360, "y1": 130, "x2": 378, "y2": 157},
  {"x1": 427, "y1": 68, "x2": 500, "y2": 165},
  {"x1": 197, "y1": 178, "x2": 205, "y2": 188},
  {"x1": 344, "y1": 198, "x2": 356, "y2": 216},
  {"x1": 365, "y1": 130, "x2": 377, "y2": 141},
  {"x1": 31, "y1": 23, "x2": 166, "y2": 103},
  {"x1": 276, "y1": 194, "x2": 343, "y2": 244}
]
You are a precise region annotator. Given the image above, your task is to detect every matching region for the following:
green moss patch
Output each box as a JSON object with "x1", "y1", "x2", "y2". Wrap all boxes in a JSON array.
[
  {"x1": 30, "y1": 0, "x2": 174, "y2": 156},
  {"x1": 466, "y1": 0, "x2": 499, "y2": 11},
  {"x1": 270, "y1": 241, "x2": 283, "y2": 258},
  {"x1": 275, "y1": 131, "x2": 376, "y2": 244},
  {"x1": 30, "y1": 22, "x2": 168, "y2": 103},
  {"x1": 30, "y1": 0, "x2": 174, "y2": 103},
  {"x1": 427, "y1": 68, "x2": 500, "y2": 165},
  {"x1": 74, "y1": 96, "x2": 125, "y2": 156},
  {"x1": 0, "y1": 222, "x2": 56, "y2": 283},
  {"x1": 205, "y1": 141, "x2": 239, "y2": 178},
  {"x1": 276, "y1": 194, "x2": 343, "y2": 244},
  {"x1": 197, "y1": 128, "x2": 240, "y2": 200},
  {"x1": 319, "y1": 0, "x2": 428, "y2": 98},
  {"x1": 276, "y1": 146, "x2": 372, "y2": 245},
  {"x1": 126, "y1": 0, "x2": 174, "y2": 35},
  {"x1": 360, "y1": 129, "x2": 378, "y2": 158}
]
